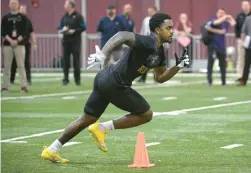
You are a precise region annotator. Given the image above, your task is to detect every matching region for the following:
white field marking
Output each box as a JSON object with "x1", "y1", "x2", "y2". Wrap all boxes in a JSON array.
[
  {"x1": 1, "y1": 100, "x2": 251, "y2": 143},
  {"x1": 133, "y1": 80, "x2": 204, "y2": 89},
  {"x1": 161, "y1": 97, "x2": 177, "y2": 101},
  {"x1": 146, "y1": 142, "x2": 160, "y2": 147},
  {"x1": 63, "y1": 142, "x2": 82, "y2": 147},
  {"x1": 1, "y1": 80, "x2": 205, "y2": 101},
  {"x1": 164, "y1": 112, "x2": 187, "y2": 116},
  {"x1": 9, "y1": 141, "x2": 27, "y2": 143},
  {"x1": 1, "y1": 112, "x2": 119, "y2": 118},
  {"x1": 32, "y1": 78, "x2": 61, "y2": 82},
  {"x1": 133, "y1": 80, "x2": 181, "y2": 85},
  {"x1": 221, "y1": 144, "x2": 244, "y2": 149},
  {"x1": 62, "y1": 96, "x2": 76, "y2": 100},
  {"x1": 1, "y1": 91, "x2": 91, "y2": 101},
  {"x1": 1, "y1": 140, "x2": 27, "y2": 143},
  {"x1": 153, "y1": 100, "x2": 251, "y2": 117},
  {"x1": 3, "y1": 79, "x2": 248, "y2": 101},
  {"x1": 213, "y1": 97, "x2": 227, "y2": 101},
  {"x1": 1, "y1": 72, "x2": 244, "y2": 78},
  {"x1": 0, "y1": 129, "x2": 64, "y2": 143}
]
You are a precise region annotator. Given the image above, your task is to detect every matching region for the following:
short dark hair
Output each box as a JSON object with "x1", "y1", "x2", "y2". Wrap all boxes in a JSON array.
[
  {"x1": 218, "y1": 8, "x2": 226, "y2": 12},
  {"x1": 107, "y1": 4, "x2": 115, "y2": 9},
  {"x1": 149, "y1": 13, "x2": 171, "y2": 32}
]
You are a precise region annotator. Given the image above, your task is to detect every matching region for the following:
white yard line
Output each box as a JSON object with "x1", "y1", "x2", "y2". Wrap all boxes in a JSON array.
[
  {"x1": 1, "y1": 91, "x2": 91, "y2": 101},
  {"x1": 32, "y1": 78, "x2": 61, "y2": 82},
  {"x1": 9, "y1": 141, "x2": 28, "y2": 144},
  {"x1": 161, "y1": 97, "x2": 177, "y2": 101},
  {"x1": 146, "y1": 142, "x2": 160, "y2": 147},
  {"x1": 2, "y1": 79, "x2": 248, "y2": 101},
  {"x1": 1, "y1": 100, "x2": 251, "y2": 143},
  {"x1": 0, "y1": 129, "x2": 64, "y2": 143},
  {"x1": 3, "y1": 79, "x2": 247, "y2": 101},
  {"x1": 153, "y1": 100, "x2": 251, "y2": 117},
  {"x1": 1, "y1": 80, "x2": 205, "y2": 101},
  {"x1": 63, "y1": 141, "x2": 82, "y2": 147},
  {"x1": 213, "y1": 97, "x2": 227, "y2": 101},
  {"x1": 221, "y1": 144, "x2": 244, "y2": 149},
  {"x1": 62, "y1": 96, "x2": 76, "y2": 100},
  {"x1": 1, "y1": 72, "x2": 245, "y2": 78}
]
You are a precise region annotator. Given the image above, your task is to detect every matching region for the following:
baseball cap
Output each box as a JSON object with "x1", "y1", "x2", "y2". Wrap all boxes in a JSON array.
[{"x1": 107, "y1": 4, "x2": 115, "y2": 9}]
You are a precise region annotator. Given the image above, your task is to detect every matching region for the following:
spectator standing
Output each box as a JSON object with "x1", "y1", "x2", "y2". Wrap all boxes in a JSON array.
[
  {"x1": 1, "y1": 0, "x2": 29, "y2": 93},
  {"x1": 235, "y1": 0, "x2": 251, "y2": 82},
  {"x1": 97, "y1": 4, "x2": 125, "y2": 49},
  {"x1": 97, "y1": 4, "x2": 126, "y2": 67},
  {"x1": 118, "y1": 4, "x2": 135, "y2": 32},
  {"x1": 58, "y1": 0, "x2": 86, "y2": 86},
  {"x1": 239, "y1": 15, "x2": 251, "y2": 86},
  {"x1": 140, "y1": 7, "x2": 157, "y2": 36},
  {"x1": 174, "y1": 13, "x2": 193, "y2": 68},
  {"x1": 205, "y1": 8, "x2": 236, "y2": 86},
  {"x1": 137, "y1": 7, "x2": 157, "y2": 83},
  {"x1": 10, "y1": 4, "x2": 37, "y2": 85}
]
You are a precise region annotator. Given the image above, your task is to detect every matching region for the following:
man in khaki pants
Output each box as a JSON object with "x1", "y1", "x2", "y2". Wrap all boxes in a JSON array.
[
  {"x1": 1, "y1": 0, "x2": 29, "y2": 93},
  {"x1": 235, "y1": 0, "x2": 251, "y2": 82}
]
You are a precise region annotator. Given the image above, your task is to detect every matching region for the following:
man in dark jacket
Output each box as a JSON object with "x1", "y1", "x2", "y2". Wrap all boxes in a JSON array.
[
  {"x1": 10, "y1": 4, "x2": 37, "y2": 85},
  {"x1": 1, "y1": 0, "x2": 29, "y2": 93},
  {"x1": 58, "y1": 0, "x2": 86, "y2": 86},
  {"x1": 235, "y1": 0, "x2": 251, "y2": 82},
  {"x1": 205, "y1": 8, "x2": 236, "y2": 86},
  {"x1": 239, "y1": 15, "x2": 251, "y2": 86}
]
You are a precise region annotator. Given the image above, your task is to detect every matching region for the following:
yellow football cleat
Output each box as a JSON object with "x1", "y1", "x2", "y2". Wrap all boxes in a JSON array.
[
  {"x1": 88, "y1": 122, "x2": 108, "y2": 152},
  {"x1": 41, "y1": 147, "x2": 69, "y2": 164}
]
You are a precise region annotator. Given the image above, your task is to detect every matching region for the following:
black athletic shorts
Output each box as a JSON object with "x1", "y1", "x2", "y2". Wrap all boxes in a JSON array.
[{"x1": 84, "y1": 69, "x2": 150, "y2": 118}]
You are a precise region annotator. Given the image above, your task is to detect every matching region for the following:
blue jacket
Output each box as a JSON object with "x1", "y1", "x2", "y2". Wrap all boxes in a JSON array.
[
  {"x1": 97, "y1": 16, "x2": 125, "y2": 48},
  {"x1": 118, "y1": 14, "x2": 135, "y2": 32}
]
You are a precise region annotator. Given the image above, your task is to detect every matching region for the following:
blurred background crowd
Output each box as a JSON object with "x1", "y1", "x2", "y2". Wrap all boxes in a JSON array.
[{"x1": 1, "y1": 0, "x2": 251, "y2": 92}]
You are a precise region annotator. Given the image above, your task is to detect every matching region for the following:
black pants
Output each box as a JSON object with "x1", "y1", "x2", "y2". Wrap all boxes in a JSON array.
[
  {"x1": 140, "y1": 73, "x2": 147, "y2": 82},
  {"x1": 242, "y1": 49, "x2": 251, "y2": 84},
  {"x1": 84, "y1": 68, "x2": 150, "y2": 118},
  {"x1": 187, "y1": 38, "x2": 193, "y2": 68},
  {"x1": 10, "y1": 44, "x2": 31, "y2": 83},
  {"x1": 207, "y1": 46, "x2": 226, "y2": 85},
  {"x1": 62, "y1": 40, "x2": 81, "y2": 82}
]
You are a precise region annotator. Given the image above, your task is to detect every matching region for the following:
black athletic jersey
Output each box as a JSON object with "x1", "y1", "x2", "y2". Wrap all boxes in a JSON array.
[{"x1": 108, "y1": 33, "x2": 167, "y2": 87}]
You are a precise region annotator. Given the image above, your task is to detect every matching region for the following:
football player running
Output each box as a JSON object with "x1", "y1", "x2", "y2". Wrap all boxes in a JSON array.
[{"x1": 41, "y1": 12, "x2": 189, "y2": 163}]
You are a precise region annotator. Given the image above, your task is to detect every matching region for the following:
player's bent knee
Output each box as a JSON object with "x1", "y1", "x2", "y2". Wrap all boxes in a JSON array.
[
  {"x1": 141, "y1": 109, "x2": 153, "y2": 123},
  {"x1": 78, "y1": 113, "x2": 98, "y2": 127}
]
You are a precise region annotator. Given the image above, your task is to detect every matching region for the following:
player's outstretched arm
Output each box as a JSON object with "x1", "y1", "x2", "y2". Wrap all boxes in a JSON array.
[
  {"x1": 102, "y1": 31, "x2": 136, "y2": 57},
  {"x1": 154, "y1": 48, "x2": 190, "y2": 83}
]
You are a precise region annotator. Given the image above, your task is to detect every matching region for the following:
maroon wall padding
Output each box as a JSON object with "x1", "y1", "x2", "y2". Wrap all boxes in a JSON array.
[
  {"x1": 86, "y1": 0, "x2": 154, "y2": 33},
  {"x1": 1, "y1": 0, "x2": 242, "y2": 34},
  {"x1": 86, "y1": 0, "x2": 116, "y2": 33},
  {"x1": 1, "y1": 0, "x2": 81, "y2": 34},
  {"x1": 116, "y1": 0, "x2": 155, "y2": 33}
]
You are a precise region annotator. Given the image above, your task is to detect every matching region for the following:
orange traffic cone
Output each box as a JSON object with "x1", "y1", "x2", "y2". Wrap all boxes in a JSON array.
[{"x1": 128, "y1": 132, "x2": 155, "y2": 168}]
